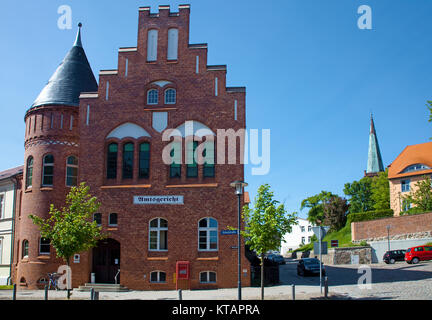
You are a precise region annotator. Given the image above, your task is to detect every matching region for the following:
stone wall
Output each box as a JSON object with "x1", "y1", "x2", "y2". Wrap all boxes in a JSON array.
[{"x1": 314, "y1": 247, "x2": 372, "y2": 265}]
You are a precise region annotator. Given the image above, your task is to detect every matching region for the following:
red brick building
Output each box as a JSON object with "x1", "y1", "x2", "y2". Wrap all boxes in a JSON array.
[{"x1": 13, "y1": 4, "x2": 250, "y2": 290}]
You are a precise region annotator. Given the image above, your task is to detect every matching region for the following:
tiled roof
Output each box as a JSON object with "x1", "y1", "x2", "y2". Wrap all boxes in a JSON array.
[
  {"x1": 388, "y1": 141, "x2": 432, "y2": 179},
  {"x1": 0, "y1": 165, "x2": 23, "y2": 181}
]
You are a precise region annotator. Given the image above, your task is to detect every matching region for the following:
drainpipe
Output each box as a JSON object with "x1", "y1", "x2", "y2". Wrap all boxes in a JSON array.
[{"x1": 7, "y1": 176, "x2": 17, "y2": 285}]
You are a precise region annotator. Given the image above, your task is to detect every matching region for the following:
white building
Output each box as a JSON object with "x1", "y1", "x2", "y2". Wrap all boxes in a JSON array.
[
  {"x1": 0, "y1": 166, "x2": 22, "y2": 285},
  {"x1": 280, "y1": 218, "x2": 315, "y2": 256}
]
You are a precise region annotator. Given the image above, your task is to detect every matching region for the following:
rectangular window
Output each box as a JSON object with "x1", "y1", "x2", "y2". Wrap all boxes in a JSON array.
[
  {"x1": 203, "y1": 142, "x2": 215, "y2": 178},
  {"x1": 186, "y1": 141, "x2": 198, "y2": 177},
  {"x1": 0, "y1": 195, "x2": 3, "y2": 219},
  {"x1": 170, "y1": 142, "x2": 181, "y2": 178},
  {"x1": 196, "y1": 56, "x2": 199, "y2": 74},
  {"x1": 106, "y1": 81, "x2": 110, "y2": 101},
  {"x1": 301, "y1": 237, "x2": 305, "y2": 244},
  {"x1": 300, "y1": 226, "x2": 305, "y2": 232},
  {"x1": 86, "y1": 105, "x2": 90, "y2": 126},
  {"x1": 234, "y1": 100, "x2": 238, "y2": 121},
  {"x1": 215, "y1": 77, "x2": 218, "y2": 96},
  {"x1": 125, "y1": 58, "x2": 128, "y2": 77},
  {"x1": 139, "y1": 143, "x2": 150, "y2": 179},
  {"x1": 107, "y1": 143, "x2": 118, "y2": 179},
  {"x1": 401, "y1": 180, "x2": 410, "y2": 192},
  {"x1": 122, "y1": 143, "x2": 134, "y2": 179},
  {"x1": 0, "y1": 238, "x2": 2, "y2": 264},
  {"x1": 147, "y1": 29, "x2": 158, "y2": 61},
  {"x1": 200, "y1": 271, "x2": 216, "y2": 283},
  {"x1": 39, "y1": 238, "x2": 50, "y2": 255},
  {"x1": 167, "y1": 28, "x2": 178, "y2": 60}
]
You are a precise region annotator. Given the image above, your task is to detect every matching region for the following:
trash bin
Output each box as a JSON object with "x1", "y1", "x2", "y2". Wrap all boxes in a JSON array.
[{"x1": 91, "y1": 273, "x2": 95, "y2": 284}]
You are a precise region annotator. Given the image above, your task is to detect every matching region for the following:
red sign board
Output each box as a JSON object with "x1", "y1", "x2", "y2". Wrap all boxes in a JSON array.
[
  {"x1": 331, "y1": 240, "x2": 339, "y2": 248},
  {"x1": 176, "y1": 261, "x2": 190, "y2": 280}
]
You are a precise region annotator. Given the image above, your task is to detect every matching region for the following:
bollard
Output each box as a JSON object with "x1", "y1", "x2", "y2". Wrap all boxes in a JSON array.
[
  {"x1": 178, "y1": 289, "x2": 182, "y2": 300},
  {"x1": 93, "y1": 291, "x2": 99, "y2": 300},
  {"x1": 324, "y1": 276, "x2": 328, "y2": 298},
  {"x1": 44, "y1": 285, "x2": 48, "y2": 300},
  {"x1": 291, "y1": 284, "x2": 295, "y2": 300},
  {"x1": 67, "y1": 289, "x2": 71, "y2": 300},
  {"x1": 12, "y1": 284, "x2": 16, "y2": 300},
  {"x1": 90, "y1": 288, "x2": 95, "y2": 300}
]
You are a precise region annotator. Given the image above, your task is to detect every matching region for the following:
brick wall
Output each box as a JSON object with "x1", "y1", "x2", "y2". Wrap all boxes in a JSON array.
[{"x1": 352, "y1": 212, "x2": 432, "y2": 241}]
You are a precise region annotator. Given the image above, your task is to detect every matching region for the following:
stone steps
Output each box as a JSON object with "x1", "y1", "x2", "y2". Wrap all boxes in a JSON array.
[{"x1": 75, "y1": 283, "x2": 129, "y2": 292}]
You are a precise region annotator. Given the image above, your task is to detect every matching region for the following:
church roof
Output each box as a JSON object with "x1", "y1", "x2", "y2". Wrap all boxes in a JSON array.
[
  {"x1": 366, "y1": 115, "x2": 384, "y2": 175},
  {"x1": 30, "y1": 24, "x2": 98, "y2": 110}
]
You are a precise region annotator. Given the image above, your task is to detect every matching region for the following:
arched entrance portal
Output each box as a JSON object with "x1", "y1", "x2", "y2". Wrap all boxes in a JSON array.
[{"x1": 92, "y1": 238, "x2": 120, "y2": 284}]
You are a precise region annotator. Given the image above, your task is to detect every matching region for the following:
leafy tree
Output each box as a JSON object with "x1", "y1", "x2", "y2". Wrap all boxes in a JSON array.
[
  {"x1": 371, "y1": 169, "x2": 390, "y2": 210},
  {"x1": 300, "y1": 191, "x2": 336, "y2": 225},
  {"x1": 323, "y1": 196, "x2": 350, "y2": 232},
  {"x1": 343, "y1": 176, "x2": 374, "y2": 213},
  {"x1": 402, "y1": 176, "x2": 432, "y2": 213},
  {"x1": 241, "y1": 184, "x2": 297, "y2": 300},
  {"x1": 29, "y1": 182, "x2": 105, "y2": 266}
]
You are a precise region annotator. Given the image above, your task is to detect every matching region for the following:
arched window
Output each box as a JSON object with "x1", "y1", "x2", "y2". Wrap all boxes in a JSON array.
[
  {"x1": 164, "y1": 88, "x2": 176, "y2": 104},
  {"x1": 109, "y1": 213, "x2": 118, "y2": 226},
  {"x1": 139, "y1": 143, "x2": 150, "y2": 179},
  {"x1": 93, "y1": 213, "x2": 102, "y2": 226},
  {"x1": 123, "y1": 142, "x2": 134, "y2": 179},
  {"x1": 42, "y1": 154, "x2": 54, "y2": 186},
  {"x1": 167, "y1": 28, "x2": 178, "y2": 60},
  {"x1": 66, "y1": 156, "x2": 78, "y2": 187},
  {"x1": 107, "y1": 143, "x2": 118, "y2": 179},
  {"x1": 39, "y1": 238, "x2": 50, "y2": 255},
  {"x1": 149, "y1": 218, "x2": 168, "y2": 251},
  {"x1": 26, "y1": 156, "x2": 33, "y2": 188},
  {"x1": 22, "y1": 240, "x2": 29, "y2": 258},
  {"x1": 198, "y1": 218, "x2": 218, "y2": 251},
  {"x1": 200, "y1": 271, "x2": 216, "y2": 283},
  {"x1": 147, "y1": 89, "x2": 158, "y2": 105},
  {"x1": 150, "y1": 271, "x2": 166, "y2": 283}
]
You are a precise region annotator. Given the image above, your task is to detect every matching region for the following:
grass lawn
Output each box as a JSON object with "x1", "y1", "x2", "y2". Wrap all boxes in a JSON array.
[{"x1": 0, "y1": 285, "x2": 13, "y2": 290}]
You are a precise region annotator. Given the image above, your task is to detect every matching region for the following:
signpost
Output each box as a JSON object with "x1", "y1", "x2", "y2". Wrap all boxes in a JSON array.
[{"x1": 312, "y1": 226, "x2": 330, "y2": 294}]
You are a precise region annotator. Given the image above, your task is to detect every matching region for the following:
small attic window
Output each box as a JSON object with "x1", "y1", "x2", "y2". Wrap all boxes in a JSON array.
[{"x1": 401, "y1": 164, "x2": 431, "y2": 174}]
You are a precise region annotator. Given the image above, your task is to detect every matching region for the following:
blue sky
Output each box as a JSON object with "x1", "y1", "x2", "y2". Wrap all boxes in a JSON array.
[{"x1": 1, "y1": 0, "x2": 432, "y2": 218}]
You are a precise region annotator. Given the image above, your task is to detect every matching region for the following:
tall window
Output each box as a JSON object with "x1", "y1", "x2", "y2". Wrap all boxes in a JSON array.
[
  {"x1": 139, "y1": 143, "x2": 150, "y2": 179},
  {"x1": 150, "y1": 271, "x2": 166, "y2": 283},
  {"x1": 147, "y1": 29, "x2": 158, "y2": 61},
  {"x1": 170, "y1": 142, "x2": 181, "y2": 178},
  {"x1": 109, "y1": 213, "x2": 118, "y2": 226},
  {"x1": 66, "y1": 156, "x2": 78, "y2": 187},
  {"x1": 203, "y1": 142, "x2": 215, "y2": 178},
  {"x1": 39, "y1": 238, "x2": 50, "y2": 255},
  {"x1": 123, "y1": 143, "x2": 134, "y2": 179},
  {"x1": 0, "y1": 238, "x2": 2, "y2": 264},
  {"x1": 147, "y1": 89, "x2": 158, "y2": 105},
  {"x1": 164, "y1": 88, "x2": 176, "y2": 104},
  {"x1": 26, "y1": 156, "x2": 33, "y2": 188},
  {"x1": 186, "y1": 141, "x2": 198, "y2": 177},
  {"x1": 22, "y1": 240, "x2": 29, "y2": 258},
  {"x1": 200, "y1": 271, "x2": 216, "y2": 284},
  {"x1": 198, "y1": 218, "x2": 218, "y2": 251},
  {"x1": 107, "y1": 143, "x2": 118, "y2": 179},
  {"x1": 149, "y1": 218, "x2": 168, "y2": 251},
  {"x1": 0, "y1": 195, "x2": 3, "y2": 220},
  {"x1": 401, "y1": 179, "x2": 410, "y2": 192},
  {"x1": 167, "y1": 28, "x2": 178, "y2": 60},
  {"x1": 42, "y1": 154, "x2": 54, "y2": 186},
  {"x1": 93, "y1": 213, "x2": 102, "y2": 226}
]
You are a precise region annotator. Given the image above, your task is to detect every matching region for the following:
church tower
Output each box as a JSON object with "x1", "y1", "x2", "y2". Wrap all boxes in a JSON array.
[
  {"x1": 365, "y1": 114, "x2": 384, "y2": 177},
  {"x1": 15, "y1": 24, "x2": 98, "y2": 289}
]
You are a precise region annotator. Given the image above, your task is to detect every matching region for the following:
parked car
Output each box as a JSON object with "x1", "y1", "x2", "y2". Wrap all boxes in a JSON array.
[
  {"x1": 383, "y1": 250, "x2": 406, "y2": 264},
  {"x1": 405, "y1": 245, "x2": 432, "y2": 264},
  {"x1": 297, "y1": 258, "x2": 325, "y2": 277},
  {"x1": 267, "y1": 254, "x2": 286, "y2": 265}
]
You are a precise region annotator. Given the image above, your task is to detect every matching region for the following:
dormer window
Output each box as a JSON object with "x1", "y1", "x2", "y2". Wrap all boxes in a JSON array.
[
  {"x1": 147, "y1": 89, "x2": 158, "y2": 105},
  {"x1": 401, "y1": 164, "x2": 431, "y2": 174}
]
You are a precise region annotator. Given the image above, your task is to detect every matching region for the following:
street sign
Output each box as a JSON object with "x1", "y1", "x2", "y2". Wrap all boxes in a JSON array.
[
  {"x1": 221, "y1": 229, "x2": 238, "y2": 235},
  {"x1": 312, "y1": 226, "x2": 330, "y2": 240},
  {"x1": 331, "y1": 240, "x2": 339, "y2": 248},
  {"x1": 313, "y1": 242, "x2": 328, "y2": 255}
]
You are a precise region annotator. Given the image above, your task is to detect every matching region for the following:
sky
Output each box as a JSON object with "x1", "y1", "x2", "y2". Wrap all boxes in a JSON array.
[{"x1": 1, "y1": 0, "x2": 432, "y2": 219}]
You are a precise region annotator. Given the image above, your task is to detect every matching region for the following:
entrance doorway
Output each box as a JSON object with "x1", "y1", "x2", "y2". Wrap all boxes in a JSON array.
[{"x1": 92, "y1": 238, "x2": 120, "y2": 284}]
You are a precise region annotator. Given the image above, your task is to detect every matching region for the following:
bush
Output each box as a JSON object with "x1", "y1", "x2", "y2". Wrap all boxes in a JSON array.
[{"x1": 347, "y1": 209, "x2": 394, "y2": 224}]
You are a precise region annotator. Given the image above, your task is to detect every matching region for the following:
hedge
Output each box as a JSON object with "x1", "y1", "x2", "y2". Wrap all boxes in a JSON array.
[{"x1": 347, "y1": 209, "x2": 394, "y2": 224}]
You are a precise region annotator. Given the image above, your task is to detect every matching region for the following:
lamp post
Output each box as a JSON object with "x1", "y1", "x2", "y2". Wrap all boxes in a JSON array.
[
  {"x1": 230, "y1": 180, "x2": 248, "y2": 301},
  {"x1": 386, "y1": 225, "x2": 391, "y2": 252}
]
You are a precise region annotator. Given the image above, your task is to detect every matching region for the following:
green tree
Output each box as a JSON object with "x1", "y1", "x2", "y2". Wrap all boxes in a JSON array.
[
  {"x1": 322, "y1": 196, "x2": 350, "y2": 232},
  {"x1": 402, "y1": 176, "x2": 432, "y2": 213},
  {"x1": 29, "y1": 182, "x2": 105, "y2": 266},
  {"x1": 300, "y1": 191, "x2": 336, "y2": 225},
  {"x1": 371, "y1": 169, "x2": 390, "y2": 210},
  {"x1": 343, "y1": 176, "x2": 374, "y2": 213},
  {"x1": 241, "y1": 184, "x2": 297, "y2": 300}
]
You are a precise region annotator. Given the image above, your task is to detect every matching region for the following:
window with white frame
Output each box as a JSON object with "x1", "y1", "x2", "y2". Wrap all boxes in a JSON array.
[
  {"x1": 66, "y1": 156, "x2": 78, "y2": 187},
  {"x1": 0, "y1": 194, "x2": 4, "y2": 219},
  {"x1": 149, "y1": 218, "x2": 168, "y2": 251},
  {"x1": 39, "y1": 238, "x2": 50, "y2": 255},
  {"x1": 22, "y1": 240, "x2": 29, "y2": 258},
  {"x1": 300, "y1": 226, "x2": 305, "y2": 232},
  {"x1": 0, "y1": 237, "x2": 3, "y2": 264},
  {"x1": 147, "y1": 89, "x2": 158, "y2": 105},
  {"x1": 42, "y1": 154, "x2": 54, "y2": 186},
  {"x1": 150, "y1": 271, "x2": 166, "y2": 283},
  {"x1": 200, "y1": 271, "x2": 216, "y2": 283},
  {"x1": 164, "y1": 88, "x2": 176, "y2": 104},
  {"x1": 198, "y1": 218, "x2": 218, "y2": 251},
  {"x1": 401, "y1": 179, "x2": 410, "y2": 192},
  {"x1": 301, "y1": 237, "x2": 305, "y2": 244},
  {"x1": 308, "y1": 226, "x2": 312, "y2": 232}
]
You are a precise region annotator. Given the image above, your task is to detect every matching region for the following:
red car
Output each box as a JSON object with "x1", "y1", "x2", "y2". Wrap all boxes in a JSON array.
[{"x1": 405, "y1": 245, "x2": 432, "y2": 264}]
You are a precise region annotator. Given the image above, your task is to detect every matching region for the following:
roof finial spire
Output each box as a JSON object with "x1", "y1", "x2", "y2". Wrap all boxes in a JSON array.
[{"x1": 74, "y1": 22, "x2": 83, "y2": 48}]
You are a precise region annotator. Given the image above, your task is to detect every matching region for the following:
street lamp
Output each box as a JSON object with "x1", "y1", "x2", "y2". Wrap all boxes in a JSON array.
[
  {"x1": 230, "y1": 180, "x2": 248, "y2": 301},
  {"x1": 386, "y1": 225, "x2": 391, "y2": 252}
]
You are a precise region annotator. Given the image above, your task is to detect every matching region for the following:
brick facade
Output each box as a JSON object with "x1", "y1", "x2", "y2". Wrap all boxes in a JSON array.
[{"x1": 13, "y1": 5, "x2": 251, "y2": 290}]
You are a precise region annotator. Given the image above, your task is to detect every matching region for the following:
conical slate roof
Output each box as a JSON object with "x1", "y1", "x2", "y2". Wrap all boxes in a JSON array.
[
  {"x1": 366, "y1": 114, "x2": 384, "y2": 174},
  {"x1": 30, "y1": 24, "x2": 98, "y2": 109}
]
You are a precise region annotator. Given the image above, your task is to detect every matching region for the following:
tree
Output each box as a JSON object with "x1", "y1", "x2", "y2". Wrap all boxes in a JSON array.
[
  {"x1": 29, "y1": 182, "x2": 105, "y2": 266},
  {"x1": 402, "y1": 176, "x2": 432, "y2": 213},
  {"x1": 300, "y1": 191, "x2": 336, "y2": 225},
  {"x1": 241, "y1": 184, "x2": 297, "y2": 300},
  {"x1": 322, "y1": 196, "x2": 350, "y2": 232},
  {"x1": 371, "y1": 169, "x2": 390, "y2": 210},
  {"x1": 343, "y1": 176, "x2": 374, "y2": 213}
]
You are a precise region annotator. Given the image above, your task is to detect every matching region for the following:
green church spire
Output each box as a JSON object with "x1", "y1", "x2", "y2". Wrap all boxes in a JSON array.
[{"x1": 366, "y1": 114, "x2": 384, "y2": 176}]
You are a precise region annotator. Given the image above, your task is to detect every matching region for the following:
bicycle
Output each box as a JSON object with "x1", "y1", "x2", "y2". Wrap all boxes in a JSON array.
[{"x1": 47, "y1": 272, "x2": 61, "y2": 290}]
